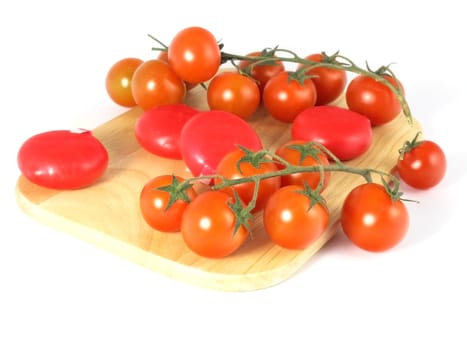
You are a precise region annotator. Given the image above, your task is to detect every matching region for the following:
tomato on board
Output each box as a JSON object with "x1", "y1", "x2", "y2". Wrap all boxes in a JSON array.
[
  {"x1": 157, "y1": 51, "x2": 197, "y2": 91},
  {"x1": 168, "y1": 26, "x2": 221, "y2": 84},
  {"x1": 298, "y1": 53, "x2": 347, "y2": 105},
  {"x1": 292, "y1": 105, "x2": 372, "y2": 161},
  {"x1": 346, "y1": 74, "x2": 402, "y2": 126},
  {"x1": 275, "y1": 140, "x2": 331, "y2": 191},
  {"x1": 131, "y1": 59, "x2": 186, "y2": 111},
  {"x1": 180, "y1": 110, "x2": 263, "y2": 178},
  {"x1": 17, "y1": 129, "x2": 108, "y2": 190},
  {"x1": 135, "y1": 104, "x2": 199, "y2": 159},
  {"x1": 181, "y1": 190, "x2": 250, "y2": 258},
  {"x1": 397, "y1": 136, "x2": 447, "y2": 189},
  {"x1": 207, "y1": 71, "x2": 261, "y2": 119},
  {"x1": 139, "y1": 175, "x2": 197, "y2": 233},
  {"x1": 263, "y1": 185, "x2": 329, "y2": 249},
  {"x1": 105, "y1": 57, "x2": 143, "y2": 107},
  {"x1": 262, "y1": 71, "x2": 317, "y2": 123},
  {"x1": 214, "y1": 148, "x2": 281, "y2": 213},
  {"x1": 340, "y1": 183, "x2": 409, "y2": 252},
  {"x1": 238, "y1": 51, "x2": 285, "y2": 93}
]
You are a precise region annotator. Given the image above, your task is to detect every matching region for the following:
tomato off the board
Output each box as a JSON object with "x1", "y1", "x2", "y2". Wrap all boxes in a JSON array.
[{"x1": 15, "y1": 86, "x2": 421, "y2": 291}]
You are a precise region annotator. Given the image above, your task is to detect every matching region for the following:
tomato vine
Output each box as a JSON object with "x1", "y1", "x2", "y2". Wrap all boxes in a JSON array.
[{"x1": 148, "y1": 36, "x2": 412, "y2": 124}]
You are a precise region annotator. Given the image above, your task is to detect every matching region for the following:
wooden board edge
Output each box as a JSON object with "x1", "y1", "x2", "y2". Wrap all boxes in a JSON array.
[{"x1": 16, "y1": 176, "x2": 334, "y2": 292}]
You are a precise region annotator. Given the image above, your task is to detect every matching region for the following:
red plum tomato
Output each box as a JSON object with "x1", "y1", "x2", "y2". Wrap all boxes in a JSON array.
[
  {"x1": 292, "y1": 105, "x2": 372, "y2": 161},
  {"x1": 263, "y1": 71, "x2": 317, "y2": 123},
  {"x1": 17, "y1": 129, "x2": 108, "y2": 190},
  {"x1": 168, "y1": 26, "x2": 221, "y2": 84},
  {"x1": 105, "y1": 57, "x2": 143, "y2": 107},
  {"x1": 135, "y1": 104, "x2": 199, "y2": 159},
  {"x1": 207, "y1": 71, "x2": 261, "y2": 119},
  {"x1": 263, "y1": 185, "x2": 329, "y2": 249},
  {"x1": 298, "y1": 53, "x2": 347, "y2": 105},
  {"x1": 397, "y1": 138, "x2": 447, "y2": 189},
  {"x1": 131, "y1": 59, "x2": 186, "y2": 111},
  {"x1": 346, "y1": 74, "x2": 402, "y2": 126},
  {"x1": 275, "y1": 140, "x2": 331, "y2": 191},
  {"x1": 180, "y1": 110, "x2": 263, "y2": 177},
  {"x1": 215, "y1": 148, "x2": 281, "y2": 213},
  {"x1": 139, "y1": 175, "x2": 196, "y2": 233},
  {"x1": 181, "y1": 191, "x2": 250, "y2": 258},
  {"x1": 340, "y1": 183, "x2": 409, "y2": 252}
]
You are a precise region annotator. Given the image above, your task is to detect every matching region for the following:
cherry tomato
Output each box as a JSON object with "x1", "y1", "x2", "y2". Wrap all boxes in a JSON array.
[
  {"x1": 131, "y1": 59, "x2": 186, "y2": 111},
  {"x1": 135, "y1": 104, "x2": 199, "y2": 159},
  {"x1": 207, "y1": 71, "x2": 261, "y2": 119},
  {"x1": 340, "y1": 183, "x2": 409, "y2": 252},
  {"x1": 157, "y1": 51, "x2": 197, "y2": 91},
  {"x1": 292, "y1": 105, "x2": 372, "y2": 161},
  {"x1": 181, "y1": 191, "x2": 250, "y2": 258},
  {"x1": 275, "y1": 140, "x2": 331, "y2": 191},
  {"x1": 168, "y1": 26, "x2": 221, "y2": 84},
  {"x1": 17, "y1": 129, "x2": 108, "y2": 190},
  {"x1": 262, "y1": 71, "x2": 317, "y2": 123},
  {"x1": 214, "y1": 148, "x2": 281, "y2": 213},
  {"x1": 397, "y1": 136, "x2": 447, "y2": 189},
  {"x1": 238, "y1": 51, "x2": 285, "y2": 93},
  {"x1": 263, "y1": 185, "x2": 329, "y2": 249},
  {"x1": 180, "y1": 110, "x2": 263, "y2": 177},
  {"x1": 105, "y1": 57, "x2": 143, "y2": 107},
  {"x1": 346, "y1": 74, "x2": 402, "y2": 126},
  {"x1": 139, "y1": 175, "x2": 197, "y2": 233},
  {"x1": 298, "y1": 53, "x2": 347, "y2": 105}
]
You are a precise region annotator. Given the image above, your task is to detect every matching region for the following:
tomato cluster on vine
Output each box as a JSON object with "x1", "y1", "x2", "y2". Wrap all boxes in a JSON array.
[{"x1": 102, "y1": 26, "x2": 447, "y2": 258}]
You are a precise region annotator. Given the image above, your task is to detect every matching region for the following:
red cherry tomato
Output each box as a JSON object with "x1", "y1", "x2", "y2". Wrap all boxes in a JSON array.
[
  {"x1": 346, "y1": 74, "x2": 402, "y2": 126},
  {"x1": 168, "y1": 26, "x2": 221, "y2": 84},
  {"x1": 181, "y1": 191, "x2": 250, "y2": 258},
  {"x1": 275, "y1": 140, "x2": 331, "y2": 191},
  {"x1": 180, "y1": 110, "x2": 263, "y2": 177},
  {"x1": 263, "y1": 185, "x2": 329, "y2": 249},
  {"x1": 262, "y1": 71, "x2": 317, "y2": 123},
  {"x1": 292, "y1": 105, "x2": 372, "y2": 161},
  {"x1": 139, "y1": 175, "x2": 197, "y2": 232},
  {"x1": 157, "y1": 51, "x2": 197, "y2": 91},
  {"x1": 298, "y1": 53, "x2": 347, "y2": 105},
  {"x1": 135, "y1": 104, "x2": 199, "y2": 159},
  {"x1": 105, "y1": 57, "x2": 143, "y2": 107},
  {"x1": 397, "y1": 137, "x2": 447, "y2": 189},
  {"x1": 238, "y1": 51, "x2": 285, "y2": 93},
  {"x1": 214, "y1": 148, "x2": 281, "y2": 213},
  {"x1": 207, "y1": 71, "x2": 261, "y2": 119},
  {"x1": 17, "y1": 129, "x2": 108, "y2": 190},
  {"x1": 131, "y1": 59, "x2": 186, "y2": 111},
  {"x1": 340, "y1": 183, "x2": 409, "y2": 252}
]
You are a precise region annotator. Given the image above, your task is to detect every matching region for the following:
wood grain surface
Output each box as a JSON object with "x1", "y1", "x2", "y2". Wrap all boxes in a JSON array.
[{"x1": 15, "y1": 85, "x2": 422, "y2": 291}]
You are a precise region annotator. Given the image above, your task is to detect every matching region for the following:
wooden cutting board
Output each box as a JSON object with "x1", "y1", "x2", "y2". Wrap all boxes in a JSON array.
[{"x1": 15, "y1": 85, "x2": 421, "y2": 291}]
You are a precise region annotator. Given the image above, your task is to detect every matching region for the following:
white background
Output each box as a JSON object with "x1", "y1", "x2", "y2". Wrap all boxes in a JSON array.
[{"x1": 1, "y1": 1, "x2": 466, "y2": 349}]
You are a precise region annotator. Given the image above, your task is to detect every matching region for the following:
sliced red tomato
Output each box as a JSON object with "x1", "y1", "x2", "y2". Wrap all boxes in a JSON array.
[
  {"x1": 17, "y1": 129, "x2": 108, "y2": 190},
  {"x1": 292, "y1": 105, "x2": 372, "y2": 161},
  {"x1": 135, "y1": 104, "x2": 199, "y2": 159},
  {"x1": 180, "y1": 110, "x2": 263, "y2": 177}
]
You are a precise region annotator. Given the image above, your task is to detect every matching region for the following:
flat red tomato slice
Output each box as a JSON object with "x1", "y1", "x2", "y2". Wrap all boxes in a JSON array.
[
  {"x1": 135, "y1": 104, "x2": 199, "y2": 159},
  {"x1": 180, "y1": 110, "x2": 263, "y2": 177},
  {"x1": 17, "y1": 129, "x2": 109, "y2": 190},
  {"x1": 291, "y1": 105, "x2": 372, "y2": 161}
]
